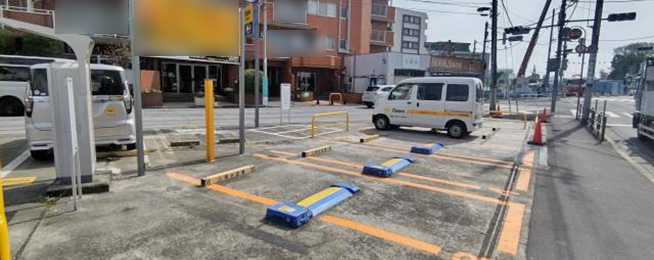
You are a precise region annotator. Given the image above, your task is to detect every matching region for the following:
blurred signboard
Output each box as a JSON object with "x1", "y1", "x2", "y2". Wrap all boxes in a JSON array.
[
  {"x1": 429, "y1": 56, "x2": 484, "y2": 77},
  {"x1": 135, "y1": 0, "x2": 239, "y2": 56},
  {"x1": 244, "y1": 3, "x2": 259, "y2": 38},
  {"x1": 274, "y1": 0, "x2": 307, "y2": 24},
  {"x1": 55, "y1": 0, "x2": 128, "y2": 34},
  {"x1": 267, "y1": 30, "x2": 325, "y2": 57}
]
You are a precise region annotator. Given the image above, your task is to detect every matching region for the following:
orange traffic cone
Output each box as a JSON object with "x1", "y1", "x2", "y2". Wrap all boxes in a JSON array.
[
  {"x1": 492, "y1": 104, "x2": 504, "y2": 118},
  {"x1": 540, "y1": 108, "x2": 549, "y2": 123},
  {"x1": 528, "y1": 118, "x2": 545, "y2": 145}
]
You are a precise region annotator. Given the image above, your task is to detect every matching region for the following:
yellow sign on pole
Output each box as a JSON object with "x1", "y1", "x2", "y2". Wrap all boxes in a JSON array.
[{"x1": 136, "y1": 0, "x2": 240, "y2": 56}]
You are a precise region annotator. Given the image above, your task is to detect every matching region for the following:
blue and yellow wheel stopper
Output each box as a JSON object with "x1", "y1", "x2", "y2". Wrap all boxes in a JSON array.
[
  {"x1": 362, "y1": 157, "x2": 415, "y2": 177},
  {"x1": 265, "y1": 183, "x2": 360, "y2": 228},
  {"x1": 411, "y1": 142, "x2": 444, "y2": 155}
]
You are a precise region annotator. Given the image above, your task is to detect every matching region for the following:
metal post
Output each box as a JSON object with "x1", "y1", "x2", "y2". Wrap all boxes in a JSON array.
[
  {"x1": 205, "y1": 79, "x2": 215, "y2": 162},
  {"x1": 576, "y1": 94, "x2": 581, "y2": 120},
  {"x1": 0, "y1": 175, "x2": 9, "y2": 260},
  {"x1": 517, "y1": 0, "x2": 553, "y2": 78},
  {"x1": 254, "y1": 0, "x2": 260, "y2": 128},
  {"x1": 129, "y1": 0, "x2": 145, "y2": 176},
  {"x1": 551, "y1": 0, "x2": 567, "y2": 113},
  {"x1": 544, "y1": 9, "x2": 555, "y2": 91},
  {"x1": 263, "y1": 0, "x2": 268, "y2": 107},
  {"x1": 490, "y1": 0, "x2": 498, "y2": 111},
  {"x1": 601, "y1": 100, "x2": 607, "y2": 141},
  {"x1": 482, "y1": 22, "x2": 489, "y2": 86},
  {"x1": 239, "y1": 8, "x2": 246, "y2": 155},
  {"x1": 582, "y1": 0, "x2": 605, "y2": 123}
]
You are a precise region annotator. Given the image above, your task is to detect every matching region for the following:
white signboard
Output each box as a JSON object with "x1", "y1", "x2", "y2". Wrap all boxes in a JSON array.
[
  {"x1": 281, "y1": 83, "x2": 291, "y2": 110},
  {"x1": 402, "y1": 54, "x2": 421, "y2": 70}
]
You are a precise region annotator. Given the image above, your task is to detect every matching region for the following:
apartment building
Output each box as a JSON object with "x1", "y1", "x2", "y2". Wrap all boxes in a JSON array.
[{"x1": 344, "y1": 7, "x2": 429, "y2": 92}]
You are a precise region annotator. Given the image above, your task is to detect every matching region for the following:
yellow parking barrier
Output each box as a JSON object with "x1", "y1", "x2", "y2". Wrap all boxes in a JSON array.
[
  {"x1": 311, "y1": 111, "x2": 350, "y2": 138},
  {"x1": 205, "y1": 79, "x2": 215, "y2": 163},
  {"x1": 1, "y1": 175, "x2": 10, "y2": 260}
]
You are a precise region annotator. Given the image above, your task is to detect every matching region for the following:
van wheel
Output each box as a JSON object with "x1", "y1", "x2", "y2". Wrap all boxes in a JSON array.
[
  {"x1": 125, "y1": 143, "x2": 137, "y2": 150},
  {"x1": 0, "y1": 97, "x2": 24, "y2": 116},
  {"x1": 31, "y1": 150, "x2": 52, "y2": 161},
  {"x1": 447, "y1": 121, "x2": 467, "y2": 139},
  {"x1": 374, "y1": 115, "x2": 391, "y2": 130},
  {"x1": 365, "y1": 102, "x2": 374, "y2": 108}
]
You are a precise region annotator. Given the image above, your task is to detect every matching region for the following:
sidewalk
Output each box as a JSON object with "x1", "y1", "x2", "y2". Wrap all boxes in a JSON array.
[{"x1": 527, "y1": 116, "x2": 654, "y2": 259}]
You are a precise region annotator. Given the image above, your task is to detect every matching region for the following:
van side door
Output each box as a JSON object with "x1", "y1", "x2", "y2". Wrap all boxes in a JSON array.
[
  {"x1": 385, "y1": 83, "x2": 415, "y2": 125},
  {"x1": 412, "y1": 83, "x2": 445, "y2": 128},
  {"x1": 444, "y1": 83, "x2": 474, "y2": 126}
]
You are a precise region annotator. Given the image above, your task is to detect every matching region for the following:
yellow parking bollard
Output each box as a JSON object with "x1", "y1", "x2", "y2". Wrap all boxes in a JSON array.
[
  {"x1": 0, "y1": 175, "x2": 10, "y2": 260},
  {"x1": 205, "y1": 79, "x2": 216, "y2": 163}
]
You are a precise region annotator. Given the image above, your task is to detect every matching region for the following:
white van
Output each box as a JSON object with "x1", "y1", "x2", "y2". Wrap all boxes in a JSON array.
[
  {"x1": 0, "y1": 55, "x2": 73, "y2": 116},
  {"x1": 372, "y1": 77, "x2": 484, "y2": 139},
  {"x1": 25, "y1": 63, "x2": 136, "y2": 159}
]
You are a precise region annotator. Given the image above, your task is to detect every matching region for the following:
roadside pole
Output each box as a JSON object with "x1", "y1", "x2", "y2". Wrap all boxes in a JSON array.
[
  {"x1": 551, "y1": 0, "x2": 567, "y2": 113},
  {"x1": 482, "y1": 21, "x2": 488, "y2": 87},
  {"x1": 543, "y1": 8, "x2": 555, "y2": 91},
  {"x1": 240, "y1": 8, "x2": 246, "y2": 155},
  {"x1": 0, "y1": 174, "x2": 10, "y2": 260},
  {"x1": 129, "y1": 0, "x2": 145, "y2": 177},
  {"x1": 262, "y1": 0, "x2": 269, "y2": 108},
  {"x1": 490, "y1": 0, "x2": 498, "y2": 111},
  {"x1": 254, "y1": 0, "x2": 260, "y2": 128},
  {"x1": 205, "y1": 79, "x2": 215, "y2": 163},
  {"x1": 582, "y1": 0, "x2": 605, "y2": 123}
]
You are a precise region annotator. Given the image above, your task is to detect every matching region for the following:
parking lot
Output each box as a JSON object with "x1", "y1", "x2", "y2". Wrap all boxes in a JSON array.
[{"x1": 3, "y1": 114, "x2": 540, "y2": 260}]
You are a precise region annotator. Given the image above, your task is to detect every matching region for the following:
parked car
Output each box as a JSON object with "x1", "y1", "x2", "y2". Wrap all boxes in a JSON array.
[
  {"x1": 0, "y1": 55, "x2": 73, "y2": 116},
  {"x1": 372, "y1": 77, "x2": 484, "y2": 139},
  {"x1": 362, "y1": 85, "x2": 394, "y2": 108},
  {"x1": 25, "y1": 62, "x2": 136, "y2": 160}
]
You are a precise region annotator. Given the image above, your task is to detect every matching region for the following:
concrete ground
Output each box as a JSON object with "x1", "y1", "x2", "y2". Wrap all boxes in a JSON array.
[{"x1": 3, "y1": 118, "x2": 536, "y2": 260}]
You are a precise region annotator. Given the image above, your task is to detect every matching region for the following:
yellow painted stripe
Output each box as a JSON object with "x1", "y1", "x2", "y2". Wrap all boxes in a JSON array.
[
  {"x1": 514, "y1": 168, "x2": 532, "y2": 192},
  {"x1": 497, "y1": 202, "x2": 526, "y2": 255},
  {"x1": 297, "y1": 187, "x2": 342, "y2": 207},
  {"x1": 3, "y1": 176, "x2": 37, "y2": 187},
  {"x1": 167, "y1": 172, "x2": 442, "y2": 255},
  {"x1": 320, "y1": 215, "x2": 441, "y2": 255},
  {"x1": 381, "y1": 158, "x2": 402, "y2": 167}
]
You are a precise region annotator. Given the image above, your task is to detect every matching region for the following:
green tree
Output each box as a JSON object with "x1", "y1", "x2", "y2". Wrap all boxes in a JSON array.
[{"x1": 608, "y1": 42, "x2": 654, "y2": 80}]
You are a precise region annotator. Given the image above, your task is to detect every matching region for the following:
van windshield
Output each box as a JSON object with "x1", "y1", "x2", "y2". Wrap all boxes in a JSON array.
[{"x1": 29, "y1": 69, "x2": 125, "y2": 96}]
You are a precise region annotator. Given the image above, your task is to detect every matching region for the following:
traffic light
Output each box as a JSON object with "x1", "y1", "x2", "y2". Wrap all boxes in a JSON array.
[
  {"x1": 607, "y1": 12, "x2": 636, "y2": 22},
  {"x1": 504, "y1": 26, "x2": 531, "y2": 35}
]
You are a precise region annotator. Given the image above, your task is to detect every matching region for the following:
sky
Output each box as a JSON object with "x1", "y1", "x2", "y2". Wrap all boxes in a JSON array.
[{"x1": 393, "y1": 0, "x2": 654, "y2": 78}]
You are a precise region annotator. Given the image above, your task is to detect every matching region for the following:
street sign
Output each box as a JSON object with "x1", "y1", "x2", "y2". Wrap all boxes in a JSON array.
[
  {"x1": 280, "y1": 83, "x2": 291, "y2": 124},
  {"x1": 575, "y1": 44, "x2": 587, "y2": 54},
  {"x1": 244, "y1": 3, "x2": 257, "y2": 38},
  {"x1": 135, "y1": 0, "x2": 240, "y2": 55},
  {"x1": 587, "y1": 44, "x2": 598, "y2": 54},
  {"x1": 547, "y1": 58, "x2": 559, "y2": 72}
]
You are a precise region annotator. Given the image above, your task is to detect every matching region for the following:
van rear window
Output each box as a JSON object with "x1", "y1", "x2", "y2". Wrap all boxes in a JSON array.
[
  {"x1": 0, "y1": 66, "x2": 30, "y2": 82},
  {"x1": 29, "y1": 69, "x2": 125, "y2": 96},
  {"x1": 446, "y1": 84, "x2": 469, "y2": 102}
]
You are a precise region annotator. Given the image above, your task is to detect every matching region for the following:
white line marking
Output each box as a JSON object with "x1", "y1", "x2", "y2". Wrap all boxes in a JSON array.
[
  {"x1": 1, "y1": 149, "x2": 30, "y2": 178},
  {"x1": 623, "y1": 113, "x2": 633, "y2": 118},
  {"x1": 605, "y1": 111, "x2": 620, "y2": 118},
  {"x1": 606, "y1": 124, "x2": 633, "y2": 127},
  {"x1": 276, "y1": 128, "x2": 313, "y2": 134},
  {"x1": 539, "y1": 146, "x2": 548, "y2": 168},
  {"x1": 570, "y1": 109, "x2": 578, "y2": 117}
]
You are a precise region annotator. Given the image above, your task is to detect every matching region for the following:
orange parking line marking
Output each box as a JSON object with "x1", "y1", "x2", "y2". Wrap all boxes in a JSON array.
[
  {"x1": 328, "y1": 139, "x2": 514, "y2": 170},
  {"x1": 270, "y1": 150, "x2": 299, "y2": 157},
  {"x1": 522, "y1": 150, "x2": 535, "y2": 168},
  {"x1": 358, "y1": 126, "x2": 376, "y2": 131},
  {"x1": 496, "y1": 202, "x2": 525, "y2": 255},
  {"x1": 514, "y1": 168, "x2": 532, "y2": 192},
  {"x1": 269, "y1": 150, "x2": 482, "y2": 190},
  {"x1": 254, "y1": 153, "x2": 505, "y2": 205},
  {"x1": 320, "y1": 215, "x2": 441, "y2": 255},
  {"x1": 167, "y1": 172, "x2": 441, "y2": 255}
]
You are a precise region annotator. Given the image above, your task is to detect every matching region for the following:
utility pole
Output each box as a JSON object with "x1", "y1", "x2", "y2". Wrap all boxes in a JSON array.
[
  {"x1": 517, "y1": 0, "x2": 553, "y2": 78},
  {"x1": 254, "y1": 0, "x2": 260, "y2": 128},
  {"x1": 263, "y1": 0, "x2": 268, "y2": 108},
  {"x1": 543, "y1": 8, "x2": 555, "y2": 91},
  {"x1": 582, "y1": 0, "x2": 605, "y2": 123},
  {"x1": 551, "y1": 0, "x2": 567, "y2": 113},
  {"x1": 490, "y1": 0, "x2": 498, "y2": 110},
  {"x1": 482, "y1": 21, "x2": 489, "y2": 87},
  {"x1": 129, "y1": 0, "x2": 145, "y2": 177}
]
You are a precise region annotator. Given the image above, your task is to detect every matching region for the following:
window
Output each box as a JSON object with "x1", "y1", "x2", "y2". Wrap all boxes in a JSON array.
[
  {"x1": 417, "y1": 83, "x2": 443, "y2": 101},
  {"x1": 446, "y1": 84, "x2": 469, "y2": 102},
  {"x1": 403, "y1": 15, "x2": 421, "y2": 24},
  {"x1": 402, "y1": 41, "x2": 419, "y2": 50},
  {"x1": 309, "y1": 0, "x2": 337, "y2": 17},
  {"x1": 476, "y1": 83, "x2": 483, "y2": 102},
  {"x1": 325, "y1": 36, "x2": 336, "y2": 50},
  {"x1": 0, "y1": 66, "x2": 30, "y2": 82},
  {"x1": 372, "y1": 4, "x2": 387, "y2": 16},
  {"x1": 381, "y1": 87, "x2": 394, "y2": 92},
  {"x1": 29, "y1": 69, "x2": 48, "y2": 96},
  {"x1": 340, "y1": 40, "x2": 347, "y2": 50},
  {"x1": 366, "y1": 87, "x2": 380, "y2": 92},
  {"x1": 91, "y1": 70, "x2": 125, "y2": 96},
  {"x1": 341, "y1": 8, "x2": 348, "y2": 18},
  {"x1": 388, "y1": 84, "x2": 413, "y2": 100},
  {"x1": 403, "y1": 28, "x2": 419, "y2": 36}
]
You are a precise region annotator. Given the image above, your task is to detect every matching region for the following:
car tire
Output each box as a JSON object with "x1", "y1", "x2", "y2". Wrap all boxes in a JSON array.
[
  {"x1": 125, "y1": 143, "x2": 137, "y2": 150},
  {"x1": 374, "y1": 115, "x2": 391, "y2": 130},
  {"x1": 0, "y1": 97, "x2": 24, "y2": 116},
  {"x1": 365, "y1": 102, "x2": 374, "y2": 108},
  {"x1": 31, "y1": 150, "x2": 52, "y2": 161},
  {"x1": 447, "y1": 121, "x2": 467, "y2": 139}
]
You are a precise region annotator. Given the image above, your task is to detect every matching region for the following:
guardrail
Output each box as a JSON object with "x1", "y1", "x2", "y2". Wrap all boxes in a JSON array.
[
  {"x1": 311, "y1": 111, "x2": 350, "y2": 138},
  {"x1": 577, "y1": 99, "x2": 608, "y2": 142}
]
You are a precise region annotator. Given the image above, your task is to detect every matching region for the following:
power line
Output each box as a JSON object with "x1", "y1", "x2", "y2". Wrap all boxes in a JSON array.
[
  {"x1": 404, "y1": 7, "x2": 482, "y2": 16},
  {"x1": 404, "y1": 0, "x2": 487, "y2": 8},
  {"x1": 500, "y1": 0, "x2": 514, "y2": 27},
  {"x1": 600, "y1": 35, "x2": 654, "y2": 42}
]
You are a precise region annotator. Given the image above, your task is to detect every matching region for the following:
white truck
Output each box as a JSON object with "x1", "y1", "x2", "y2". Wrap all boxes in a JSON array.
[{"x1": 633, "y1": 56, "x2": 654, "y2": 141}]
